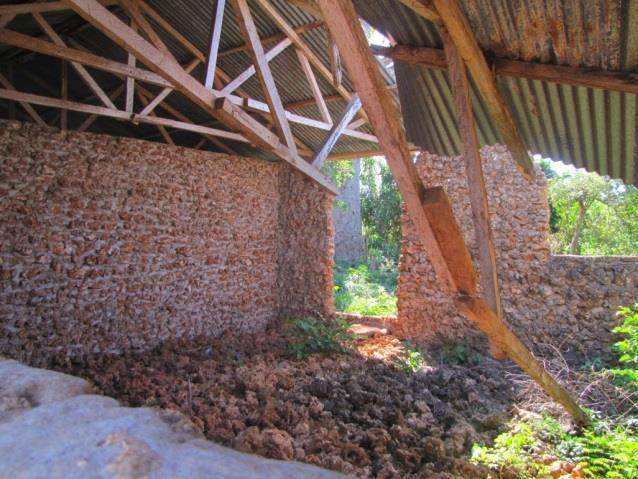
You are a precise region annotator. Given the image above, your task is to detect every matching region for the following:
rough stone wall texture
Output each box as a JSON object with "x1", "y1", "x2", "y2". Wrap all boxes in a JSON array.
[
  {"x1": 332, "y1": 160, "x2": 366, "y2": 263},
  {"x1": 0, "y1": 120, "x2": 333, "y2": 366},
  {"x1": 398, "y1": 145, "x2": 638, "y2": 359},
  {"x1": 277, "y1": 166, "x2": 335, "y2": 320}
]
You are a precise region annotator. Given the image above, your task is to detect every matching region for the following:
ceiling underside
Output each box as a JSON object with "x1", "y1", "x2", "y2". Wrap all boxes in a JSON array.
[{"x1": 356, "y1": 0, "x2": 638, "y2": 185}]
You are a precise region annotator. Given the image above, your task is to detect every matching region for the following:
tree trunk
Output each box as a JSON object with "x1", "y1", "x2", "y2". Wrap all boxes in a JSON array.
[{"x1": 569, "y1": 199, "x2": 586, "y2": 254}]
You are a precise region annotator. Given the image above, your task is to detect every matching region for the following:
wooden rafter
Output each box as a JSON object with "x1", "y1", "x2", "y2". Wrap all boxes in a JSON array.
[
  {"x1": 119, "y1": 0, "x2": 170, "y2": 56},
  {"x1": 0, "y1": 28, "x2": 172, "y2": 88},
  {"x1": 0, "y1": 87, "x2": 248, "y2": 142},
  {"x1": 431, "y1": 0, "x2": 534, "y2": 178},
  {"x1": 78, "y1": 84, "x2": 124, "y2": 131},
  {"x1": 220, "y1": 37, "x2": 292, "y2": 96},
  {"x1": 0, "y1": 72, "x2": 46, "y2": 125},
  {"x1": 64, "y1": 0, "x2": 337, "y2": 193},
  {"x1": 443, "y1": 29, "x2": 505, "y2": 358},
  {"x1": 287, "y1": 0, "x2": 323, "y2": 19},
  {"x1": 135, "y1": 88, "x2": 174, "y2": 145},
  {"x1": 0, "y1": 1, "x2": 117, "y2": 16},
  {"x1": 372, "y1": 44, "x2": 638, "y2": 96},
  {"x1": 296, "y1": 50, "x2": 332, "y2": 124},
  {"x1": 137, "y1": 58, "x2": 199, "y2": 116},
  {"x1": 231, "y1": 0, "x2": 298, "y2": 156},
  {"x1": 32, "y1": 13, "x2": 117, "y2": 110},
  {"x1": 311, "y1": 94, "x2": 361, "y2": 169},
  {"x1": 204, "y1": 0, "x2": 226, "y2": 89},
  {"x1": 397, "y1": 0, "x2": 441, "y2": 24},
  {"x1": 316, "y1": 0, "x2": 587, "y2": 426}
]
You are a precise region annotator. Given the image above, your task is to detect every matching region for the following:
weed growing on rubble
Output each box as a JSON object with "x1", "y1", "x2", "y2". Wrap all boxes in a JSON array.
[
  {"x1": 471, "y1": 303, "x2": 638, "y2": 478},
  {"x1": 394, "y1": 340, "x2": 425, "y2": 373},
  {"x1": 287, "y1": 317, "x2": 359, "y2": 359}
]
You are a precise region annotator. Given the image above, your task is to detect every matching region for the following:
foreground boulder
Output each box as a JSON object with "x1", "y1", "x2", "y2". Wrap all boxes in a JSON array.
[{"x1": 0, "y1": 359, "x2": 346, "y2": 479}]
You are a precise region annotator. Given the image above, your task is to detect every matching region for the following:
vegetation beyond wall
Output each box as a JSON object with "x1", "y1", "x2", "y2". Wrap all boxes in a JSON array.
[
  {"x1": 0, "y1": 121, "x2": 333, "y2": 366},
  {"x1": 398, "y1": 145, "x2": 638, "y2": 359}
]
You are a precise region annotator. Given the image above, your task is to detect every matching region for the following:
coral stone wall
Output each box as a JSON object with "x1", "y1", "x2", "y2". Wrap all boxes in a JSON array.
[
  {"x1": 398, "y1": 145, "x2": 638, "y2": 359},
  {"x1": 0, "y1": 120, "x2": 333, "y2": 366}
]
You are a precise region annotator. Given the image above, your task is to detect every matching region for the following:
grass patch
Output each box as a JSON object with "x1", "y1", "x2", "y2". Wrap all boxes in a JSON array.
[{"x1": 334, "y1": 261, "x2": 397, "y2": 316}]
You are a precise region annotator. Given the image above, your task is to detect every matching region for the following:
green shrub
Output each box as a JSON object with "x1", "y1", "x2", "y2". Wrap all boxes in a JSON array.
[
  {"x1": 394, "y1": 341, "x2": 425, "y2": 373},
  {"x1": 288, "y1": 317, "x2": 359, "y2": 359},
  {"x1": 609, "y1": 303, "x2": 638, "y2": 389}
]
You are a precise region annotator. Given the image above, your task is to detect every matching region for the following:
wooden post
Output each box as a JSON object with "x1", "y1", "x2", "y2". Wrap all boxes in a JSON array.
[
  {"x1": 60, "y1": 58, "x2": 68, "y2": 129},
  {"x1": 205, "y1": 0, "x2": 225, "y2": 89},
  {"x1": 443, "y1": 29, "x2": 506, "y2": 359}
]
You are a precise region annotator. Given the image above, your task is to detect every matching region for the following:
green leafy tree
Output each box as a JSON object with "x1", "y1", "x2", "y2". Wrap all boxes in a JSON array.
[{"x1": 548, "y1": 169, "x2": 637, "y2": 255}]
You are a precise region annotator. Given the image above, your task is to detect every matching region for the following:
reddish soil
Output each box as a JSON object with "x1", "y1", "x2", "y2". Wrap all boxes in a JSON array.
[{"x1": 57, "y1": 329, "x2": 518, "y2": 478}]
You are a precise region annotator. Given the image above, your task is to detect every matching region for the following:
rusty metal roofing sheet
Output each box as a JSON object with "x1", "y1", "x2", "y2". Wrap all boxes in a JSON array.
[{"x1": 356, "y1": 0, "x2": 638, "y2": 185}]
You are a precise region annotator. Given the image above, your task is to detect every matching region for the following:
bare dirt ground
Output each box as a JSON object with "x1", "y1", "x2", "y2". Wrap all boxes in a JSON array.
[{"x1": 56, "y1": 329, "x2": 520, "y2": 478}]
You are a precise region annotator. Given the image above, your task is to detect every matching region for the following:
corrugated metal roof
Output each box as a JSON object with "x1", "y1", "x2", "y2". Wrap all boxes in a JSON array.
[{"x1": 356, "y1": 0, "x2": 638, "y2": 185}]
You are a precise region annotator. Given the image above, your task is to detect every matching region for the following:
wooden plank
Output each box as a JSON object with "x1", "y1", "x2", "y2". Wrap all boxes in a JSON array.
[
  {"x1": 443, "y1": 30, "x2": 505, "y2": 356},
  {"x1": 65, "y1": 0, "x2": 337, "y2": 193},
  {"x1": 204, "y1": 0, "x2": 226, "y2": 89},
  {"x1": 373, "y1": 44, "x2": 638, "y2": 95},
  {"x1": 0, "y1": 87, "x2": 248, "y2": 142},
  {"x1": 0, "y1": 0, "x2": 117, "y2": 15},
  {"x1": 137, "y1": 57, "x2": 199, "y2": 116},
  {"x1": 297, "y1": 50, "x2": 332, "y2": 124},
  {"x1": 78, "y1": 84, "x2": 124, "y2": 131},
  {"x1": 231, "y1": 0, "x2": 298, "y2": 156},
  {"x1": 33, "y1": 13, "x2": 117, "y2": 109},
  {"x1": 398, "y1": 0, "x2": 441, "y2": 23},
  {"x1": 220, "y1": 37, "x2": 292, "y2": 96},
  {"x1": 125, "y1": 22, "x2": 136, "y2": 114},
  {"x1": 311, "y1": 94, "x2": 361, "y2": 168},
  {"x1": 218, "y1": 20, "x2": 323, "y2": 57},
  {"x1": 456, "y1": 296, "x2": 588, "y2": 426},
  {"x1": 0, "y1": 28, "x2": 173, "y2": 88},
  {"x1": 135, "y1": 89, "x2": 173, "y2": 145},
  {"x1": 0, "y1": 73, "x2": 46, "y2": 125},
  {"x1": 431, "y1": 0, "x2": 534, "y2": 178},
  {"x1": 136, "y1": 85, "x2": 236, "y2": 154},
  {"x1": 60, "y1": 59, "x2": 68, "y2": 129},
  {"x1": 119, "y1": 0, "x2": 171, "y2": 56},
  {"x1": 317, "y1": 0, "x2": 473, "y2": 293}
]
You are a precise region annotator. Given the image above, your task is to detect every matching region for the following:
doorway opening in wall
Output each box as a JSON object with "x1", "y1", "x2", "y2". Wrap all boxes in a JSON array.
[
  {"x1": 537, "y1": 156, "x2": 638, "y2": 256},
  {"x1": 327, "y1": 156, "x2": 401, "y2": 316}
]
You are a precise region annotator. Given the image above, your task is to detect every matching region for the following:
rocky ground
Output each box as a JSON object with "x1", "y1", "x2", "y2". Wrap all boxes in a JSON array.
[{"x1": 53, "y1": 329, "x2": 520, "y2": 478}]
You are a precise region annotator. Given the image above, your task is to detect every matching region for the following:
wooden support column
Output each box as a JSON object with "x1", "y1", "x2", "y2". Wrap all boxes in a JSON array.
[
  {"x1": 443, "y1": 29, "x2": 506, "y2": 359},
  {"x1": 317, "y1": 0, "x2": 587, "y2": 426},
  {"x1": 60, "y1": 59, "x2": 68, "y2": 129},
  {"x1": 230, "y1": 0, "x2": 298, "y2": 156},
  {"x1": 431, "y1": 0, "x2": 534, "y2": 179},
  {"x1": 125, "y1": 22, "x2": 136, "y2": 114},
  {"x1": 205, "y1": 0, "x2": 225, "y2": 89},
  {"x1": 311, "y1": 94, "x2": 361, "y2": 169}
]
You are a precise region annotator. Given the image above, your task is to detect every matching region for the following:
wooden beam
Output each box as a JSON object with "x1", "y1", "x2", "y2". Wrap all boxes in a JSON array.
[
  {"x1": 135, "y1": 89, "x2": 174, "y2": 145},
  {"x1": 297, "y1": 50, "x2": 332, "y2": 124},
  {"x1": 0, "y1": 14, "x2": 16, "y2": 28},
  {"x1": 317, "y1": 0, "x2": 473, "y2": 293},
  {"x1": 65, "y1": 0, "x2": 337, "y2": 193},
  {"x1": 78, "y1": 84, "x2": 124, "y2": 131},
  {"x1": 119, "y1": 0, "x2": 170, "y2": 56},
  {"x1": 373, "y1": 44, "x2": 638, "y2": 96},
  {"x1": 457, "y1": 296, "x2": 588, "y2": 426},
  {"x1": 0, "y1": 1, "x2": 117, "y2": 16},
  {"x1": 0, "y1": 28, "x2": 173, "y2": 88},
  {"x1": 311, "y1": 94, "x2": 361, "y2": 168},
  {"x1": 397, "y1": 0, "x2": 441, "y2": 24},
  {"x1": 0, "y1": 73, "x2": 46, "y2": 125},
  {"x1": 220, "y1": 37, "x2": 292, "y2": 96},
  {"x1": 204, "y1": 0, "x2": 225, "y2": 89},
  {"x1": 0, "y1": 88, "x2": 250, "y2": 142},
  {"x1": 60, "y1": 59, "x2": 68, "y2": 129},
  {"x1": 125, "y1": 22, "x2": 136, "y2": 114},
  {"x1": 327, "y1": 32, "x2": 342, "y2": 88},
  {"x1": 231, "y1": 0, "x2": 297, "y2": 156},
  {"x1": 431, "y1": 0, "x2": 533, "y2": 178},
  {"x1": 137, "y1": 57, "x2": 199, "y2": 116},
  {"x1": 218, "y1": 20, "x2": 323, "y2": 57},
  {"x1": 444, "y1": 29, "x2": 505, "y2": 357},
  {"x1": 32, "y1": 12, "x2": 117, "y2": 109}
]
